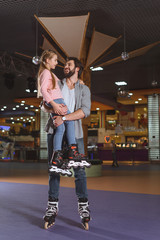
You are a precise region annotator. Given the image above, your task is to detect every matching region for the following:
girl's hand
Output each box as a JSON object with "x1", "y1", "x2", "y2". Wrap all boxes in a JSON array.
[
  {"x1": 79, "y1": 79, "x2": 85, "y2": 85},
  {"x1": 52, "y1": 103, "x2": 68, "y2": 115}
]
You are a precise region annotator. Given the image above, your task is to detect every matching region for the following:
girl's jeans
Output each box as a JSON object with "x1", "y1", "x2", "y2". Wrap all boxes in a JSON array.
[{"x1": 46, "y1": 98, "x2": 76, "y2": 151}]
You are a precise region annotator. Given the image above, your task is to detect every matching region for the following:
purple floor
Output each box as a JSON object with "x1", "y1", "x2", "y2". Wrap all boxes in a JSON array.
[{"x1": 0, "y1": 182, "x2": 160, "y2": 240}]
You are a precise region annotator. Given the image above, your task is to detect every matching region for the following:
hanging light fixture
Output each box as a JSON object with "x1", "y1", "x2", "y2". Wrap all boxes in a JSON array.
[
  {"x1": 121, "y1": 22, "x2": 129, "y2": 61},
  {"x1": 32, "y1": 4, "x2": 41, "y2": 65},
  {"x1": 151, "y1": 80, "x2": 158, "y2": 87},
  {"x1": 117, "y1": 86, "x2": 130, "y2": 98}
]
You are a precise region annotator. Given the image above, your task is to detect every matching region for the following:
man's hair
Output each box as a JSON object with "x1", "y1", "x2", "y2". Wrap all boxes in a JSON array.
[{"x1": 66, "y1": 57, "x2": 84, "y2": 78}]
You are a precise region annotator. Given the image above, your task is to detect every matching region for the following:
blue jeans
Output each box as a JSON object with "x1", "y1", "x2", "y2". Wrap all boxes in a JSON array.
[
  {"x1": 47, "y1": 134, "x2": 88, "y2": 200},
  {"x1": 46, "y1": 98, "x2": 76, "y2": 151}
]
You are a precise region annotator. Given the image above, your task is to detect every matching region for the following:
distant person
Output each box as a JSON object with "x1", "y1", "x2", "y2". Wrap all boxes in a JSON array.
[
  {"x1": 142, "y1": 140, "x2": 148, "y2": 147},
  {"x1": 111, "y1": 140, "x2": 119, "y2": 167}
]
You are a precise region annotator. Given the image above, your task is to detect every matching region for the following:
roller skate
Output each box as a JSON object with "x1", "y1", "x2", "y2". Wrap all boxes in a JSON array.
[
  {"x1": 67, "y1": 144, "x2": 91, "y2": 169},
  {"x1": 43, "y1": 198, "x2": 58, "y2": 229},
  {"x1": 49, "y1": 150, "x2": 72, "y2": 177},
  {"x1": 78, "y1": 199, "x2": 90, "y2": 230}
]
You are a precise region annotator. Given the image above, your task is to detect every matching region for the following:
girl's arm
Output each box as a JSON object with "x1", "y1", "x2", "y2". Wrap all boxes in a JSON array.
[{"x1": 49, "y1": 100, "x2": 67, "y2": 115}]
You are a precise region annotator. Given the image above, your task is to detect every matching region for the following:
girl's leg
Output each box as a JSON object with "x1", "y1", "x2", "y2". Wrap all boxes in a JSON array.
[
  {"x1": 53, "y1": 98, "x2": 76, "y2": 146},
  {"x1": 64, "y1": 120, "x2": 76, "y2": 145},
  {"x1": 53, "y1": 123, "x2": 65, "y2": 151}
]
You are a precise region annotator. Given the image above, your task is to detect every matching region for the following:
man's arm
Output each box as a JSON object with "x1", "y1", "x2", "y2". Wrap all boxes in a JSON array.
[
  {"x1": 53, "y1": 109, "x2": 85, "y2": 127},
  {"x1": 54, "y1": 84, "x2": 91, "y2": 127}
]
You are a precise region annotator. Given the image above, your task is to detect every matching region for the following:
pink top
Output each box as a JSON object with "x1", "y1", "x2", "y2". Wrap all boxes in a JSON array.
[{"x1": 40, "y1": 69, "x2": 63, "y2": 103}]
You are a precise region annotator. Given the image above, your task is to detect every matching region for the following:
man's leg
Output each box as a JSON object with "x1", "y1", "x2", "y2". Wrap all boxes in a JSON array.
[
  {"x1": 74, "y1": 138, "x2": 88, "y2": 199},
  {"x1": 47, "y1": 133, "x2": 60, "y2": 199},
  {"x1": 43, "y1": 134, "x2": 60, "y2": 229},
  {"x1": 74, "y1": 138, "x2": 90, "y2": 229}
]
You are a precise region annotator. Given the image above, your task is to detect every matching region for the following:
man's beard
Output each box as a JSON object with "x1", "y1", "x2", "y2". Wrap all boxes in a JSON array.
[{"x1": 64, "y1": 67, "x2": 76, "y2": 78}]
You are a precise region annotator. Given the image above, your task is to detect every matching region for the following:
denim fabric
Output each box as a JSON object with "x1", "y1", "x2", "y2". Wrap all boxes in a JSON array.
[
  {"x1": 47, "y1": 134, "x2": 88, "y2": 199},
  {"x1": 46, "y1": 98, "x2": 76, "y2": 150}
]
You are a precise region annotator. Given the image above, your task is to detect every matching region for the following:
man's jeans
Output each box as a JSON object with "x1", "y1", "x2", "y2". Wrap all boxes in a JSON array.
[
  {"x1": 46, "y1": 98, "x2": 76, "y2": 151},
  {"x1": 47, "y1": 134, "x2": 88, "y2": 200}
]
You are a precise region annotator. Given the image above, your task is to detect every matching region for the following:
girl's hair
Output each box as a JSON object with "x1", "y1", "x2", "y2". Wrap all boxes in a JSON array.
[{"x1": 37, "y1": 49, "x2": 57, "y2": 97}]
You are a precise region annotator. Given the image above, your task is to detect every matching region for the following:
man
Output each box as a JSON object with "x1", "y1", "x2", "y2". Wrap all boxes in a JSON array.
[{"x1": 43, "y1": 57, "x2": 91, "y2": 230}]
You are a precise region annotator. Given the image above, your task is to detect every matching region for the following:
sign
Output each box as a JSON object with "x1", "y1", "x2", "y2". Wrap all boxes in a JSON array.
[{"x1": 104, "y1": 136, "x2": 111, "y2": 143}]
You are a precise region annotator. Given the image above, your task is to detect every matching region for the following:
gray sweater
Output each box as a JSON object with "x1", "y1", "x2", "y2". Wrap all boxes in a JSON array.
[{"x1": 45, "y1": 78, "x2": 91, "y2": 139}]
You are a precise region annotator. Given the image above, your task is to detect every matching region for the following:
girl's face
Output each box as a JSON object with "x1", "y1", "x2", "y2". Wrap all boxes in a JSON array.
[{"x1": 46, "y1": 54, "x2": 58, "y2": 69}]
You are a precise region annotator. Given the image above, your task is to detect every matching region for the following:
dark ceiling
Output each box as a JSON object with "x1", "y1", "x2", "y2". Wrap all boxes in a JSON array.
[{"x1": 0, "y1": 0, "x2": 160, "y2": 108}]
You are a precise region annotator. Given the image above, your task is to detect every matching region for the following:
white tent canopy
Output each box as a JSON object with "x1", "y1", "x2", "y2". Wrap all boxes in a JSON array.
[{"x1": 38, "y1": 14, "x2": 89, "y2": 58}]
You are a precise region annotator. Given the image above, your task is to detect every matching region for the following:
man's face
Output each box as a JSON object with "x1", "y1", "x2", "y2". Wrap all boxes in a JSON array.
[{"x1": 64, "y1": 60, "x2": 77, "y2": 78}]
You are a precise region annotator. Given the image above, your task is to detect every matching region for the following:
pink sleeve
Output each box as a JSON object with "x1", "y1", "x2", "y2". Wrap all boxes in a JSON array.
[{"x1": 40, "y1": 69, "x2": 53, "y2": 103}]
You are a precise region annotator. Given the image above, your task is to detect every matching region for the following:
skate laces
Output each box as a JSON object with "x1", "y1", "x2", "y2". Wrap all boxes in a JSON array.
[
  {"x1": 46, "y1": 201, "x2": 58, "y2": 217},
  {"x1": 78, "y1": 202, "x2": 90, "y2": 218},
  {"x1": 52, "y1": 151, "x2": 63, "y2": 164}
]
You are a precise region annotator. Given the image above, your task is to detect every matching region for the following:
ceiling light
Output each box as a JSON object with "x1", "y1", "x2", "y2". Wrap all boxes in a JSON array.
[
  {"x1": 117, "y1": 87, "x2": 129, "y2": 98},
  {"x1": 90, "y1": 67, "x2": 103, "y2": 71},
  {"x1": 16, "y1": 105, "x2": 20, "y2": 108},
  {"x1": 32, "y1": 56, "x2": 41, "y2": 65},
  {"x1": 121, "y1": 22, "x2": 129, "y2": 61},
  {"x1": 96, "y1": 108, "x2": 100, "y2": 110},
  {"x1": 135, "y1": 101, "x2": 139, "y2": 104},
  {"x1": 115, "y1": 81, "x2": 127, "y2": 86},
  {"x1": 21, "y1": 101, "x2": 25, "y2": 103},
  {"x1": 35, "y1": 109, "x2": 39, "y2": 112},
  {"x1": 151, "y1": 80, "x2": 158, "y2": 87},
  {"x1": 138, "y1": 98, "x2": 142, "y2": 101},
  {"x1": 1, "y1": 108, "x2": 4, "y2": 111},
  {"x1": 121, "y1": 52, "x2": 129, "y2": 61},
  {"x1": 30, "y1": 105, "x2": 34, "y2": 108},
  {"x1": 3, "y1": 106, "x2": 7, "y2": 109},
  {"x1": 12, "y1": 108, "x2": 16, "y2": 110},
  {"x1": 20, "y1": 117, "x2": 23, "y2": 119},
  {"x1": 32, "y1": 12, "x2": 40, "y2": 65},
  {"x1": 26, "y1": 89, "x2": 30, "y2": 92},
  {"x1": 25, "y1": 107, "x2": 28, "y2": 109},
  {"x1": 12, "y1": 122, "x2": 15, "y2": 124},
  {"x1": 34, "y1": 90, "x2": 38, "y2": 93},
  {"x1": 21, "y1": 103, "x2": 24, "y2": 106},
  {"x1": 129, "y1": 93, "x2": 133, "y2": 96}
]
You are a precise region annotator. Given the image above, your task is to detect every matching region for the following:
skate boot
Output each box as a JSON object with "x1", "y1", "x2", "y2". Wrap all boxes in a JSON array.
[
  {"x1": 78, "y1": 198, "x2": 90, "y2": 230},
  {"x1": 43, "y1": 198, "x2": 58, "y2": 229},
  {"x1": 67, "y1": 144, "x2": 91, "y2": 169},
  {"x1": 49, "y1": 150, "x2": 72, "y2": 177}
]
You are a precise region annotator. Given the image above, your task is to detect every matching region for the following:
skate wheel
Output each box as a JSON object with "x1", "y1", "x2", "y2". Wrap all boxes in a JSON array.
[
  {"x1": 44, "y1": 222, "x2": 49, "y2": 229},
  {"x1": 44, "y1": 221, "x2": 55, "y2": 229},
  {"x1": 83, "y1": 222, "x2": 89, "y2": 231}
]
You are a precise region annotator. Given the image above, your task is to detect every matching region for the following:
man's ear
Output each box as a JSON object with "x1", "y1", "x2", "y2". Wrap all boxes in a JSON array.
[{"x1": 76, "y1": 67, "x2": 80, "y2": 73}]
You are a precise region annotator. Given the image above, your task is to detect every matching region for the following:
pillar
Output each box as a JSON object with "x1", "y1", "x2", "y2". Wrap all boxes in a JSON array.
[
  {"x1": 148, "y1": 94, "x2": 160, "y2": 161},
  {"x1": 40, "y1": 110, "x2": 49, "y2": 160}
]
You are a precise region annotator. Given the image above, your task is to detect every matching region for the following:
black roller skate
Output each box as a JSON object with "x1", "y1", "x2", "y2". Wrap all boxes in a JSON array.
[
  {"x1": 43, "y1": 198, "x2": 58, "y2": 229},
  {"x1": 78, "y1": 198, "x2": 90, "y2": 230},
  {"x1": 49, "y1": 150, "x2": 72, "y2": 177},
  {"x1": 67, "y1": 144, "x2": 91, "y2": 169}
]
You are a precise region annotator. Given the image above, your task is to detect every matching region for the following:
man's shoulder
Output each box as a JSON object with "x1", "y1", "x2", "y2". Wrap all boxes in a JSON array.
[{"x1": 80, "y1": 82, "x2": 90, "y2": 93}]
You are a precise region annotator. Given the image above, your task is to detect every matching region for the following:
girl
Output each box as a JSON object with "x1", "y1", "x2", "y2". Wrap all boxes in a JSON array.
[{"x1": 37, "y1": 50, "x2": 89, "y2": 176}]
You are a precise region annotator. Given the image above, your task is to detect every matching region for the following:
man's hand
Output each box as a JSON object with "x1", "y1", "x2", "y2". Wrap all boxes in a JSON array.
[{"x1": 53, "y1": 116, "x2": 64, "y2": 127}]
